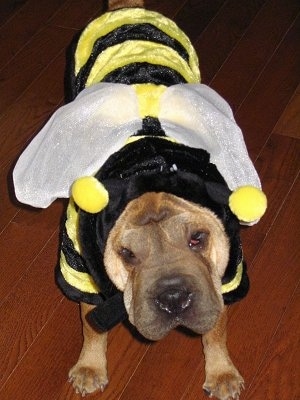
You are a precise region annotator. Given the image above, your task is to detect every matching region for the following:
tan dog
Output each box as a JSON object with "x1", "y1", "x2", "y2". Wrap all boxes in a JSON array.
[
  {"x1": 64, "y1": 1, "x2": 247, "y2": 399},
  {"x1": 69, "y1": 193, "x2": 244, "y2": 399}
]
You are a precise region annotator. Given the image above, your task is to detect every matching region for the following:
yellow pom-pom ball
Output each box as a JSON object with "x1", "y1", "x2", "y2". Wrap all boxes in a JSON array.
[
  {"x1": 229, "y1": 186, "x2": 267, "y2": 223},
  {"x1": 72, "y1": 176, "x2": 109, "y2": 213}
]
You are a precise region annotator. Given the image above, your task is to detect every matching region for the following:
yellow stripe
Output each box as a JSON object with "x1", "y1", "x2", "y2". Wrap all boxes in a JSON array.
[
  {"x1": 86, "y1": 40, "x2": 199, "y2": 87},
  {"x1": 221, "y1": 262, "x2": 243, "y2": 294},
  {"x1": 133, "y1": 84, "x2": 166, "y2": 118},
  {"x1": 60, "y1": 252, "x2": 100, "y2": 294},
  {"x1": 75, "y1": 8, "x2": 200, "y2": 81},
  {"x1": 62, "y1": 199, "x2": 100, "y2": 294}
]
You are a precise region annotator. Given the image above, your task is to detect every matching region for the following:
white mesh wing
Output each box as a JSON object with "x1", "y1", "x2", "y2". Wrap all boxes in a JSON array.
[
  {"x1": 14, "y1": 82, "x2": 261, "y2": 209},
  {"x1": 159, "y1": 84, "x2": 261, "y2": 191},
  {"x1": 13, "y1": 83, "x2": 141, "y2": 208}
]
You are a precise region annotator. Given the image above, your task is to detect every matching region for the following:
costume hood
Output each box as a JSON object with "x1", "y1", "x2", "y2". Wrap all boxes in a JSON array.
[{"x1": 57, "y1": 135, "x2": 250, "y2": 331}]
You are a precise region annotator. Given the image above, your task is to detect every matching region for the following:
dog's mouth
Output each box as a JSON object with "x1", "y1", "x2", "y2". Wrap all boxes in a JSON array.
[
  {"x1": 132, "y1": 274, "x2": 222, "y2": 341},
  {"x1": 135, "y1": 300, "x2": 221, "y2": 341}
]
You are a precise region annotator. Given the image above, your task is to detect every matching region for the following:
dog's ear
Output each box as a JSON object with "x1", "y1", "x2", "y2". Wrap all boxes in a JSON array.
[{"x1": 205, "y1": 181, "x2": 231, "y2": 205}]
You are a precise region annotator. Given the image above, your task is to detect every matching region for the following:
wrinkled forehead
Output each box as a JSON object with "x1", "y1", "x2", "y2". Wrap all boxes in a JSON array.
[{"x1": 115, "y1": 192, "x2": 226, "y2": 236}]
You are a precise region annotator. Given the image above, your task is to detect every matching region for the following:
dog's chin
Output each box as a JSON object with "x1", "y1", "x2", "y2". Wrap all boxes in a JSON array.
[{"x1": 134, "y1": 308, "x2": 221, "y2": 341}]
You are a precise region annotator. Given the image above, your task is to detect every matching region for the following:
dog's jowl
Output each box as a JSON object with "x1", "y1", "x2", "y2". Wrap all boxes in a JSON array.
[{"x1": 13, "y1": 0, "x2": 267, "y2": 399}]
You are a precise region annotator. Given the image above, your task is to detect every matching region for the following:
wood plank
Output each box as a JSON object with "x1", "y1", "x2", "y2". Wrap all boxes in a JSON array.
[
  {"x1": 0, "y1": 0, "x2": 64, "y2": 70},
  {"x1": 48, "y1": 0, "x2": 105, "y2": 29},
  {"x1": 229, "y1": 177, "x2": 300, "y2": 386},
  {"x1": 193, "y1": 0, "x2": 266, "y2": 83},
  {"x1": 145, "y1": 0, "x2": 188, "y2": 18},
  {"x1": 0, "y1": 161, "x2": 18, "y2": 232},
  {"x1": 210, "y1": 0, "x2": 300, "y2": 109},
  {"x1": 0, "y1": 0, "x2": 27, "y2": 27},
  {"x1": 0, "y1": 25, "x2": 74, "y2": 115},
  {"x1": 0, "y1": 0, "x2": 105, "y2": 116},
  {"x1": 241, "y1": 134, "x2": 300, "y2": 262},
  {"x1": 174, "y1": 0, "x2": 226, "y2": 42},
  {"x1": 0, "y1": 201, "x2": 64, "y2": 300},
  {"x1": 1, "y1": 300, "x2": 149, "y2": 400},
  {"x1": 0, "y1": 299, "x2": 80, "y2": 400},
  {"x1": 245, "y1": 284, "x2": 300, "y2": 399},
  {"x1": 273, "y1": 84, "x2": 300, "y2": 139},
  {"x1": 0, "y1": 47, "x2": 65, "y2": 159},
  {"x1": 0, "y1": 233, "x2": 62, "y2": 388},
  {"x1": 235, "y1": 14, "x2": 300, "y2": 158},
  {"x1": 118, "y1": 330, "x2": 202, "y2": 400}
]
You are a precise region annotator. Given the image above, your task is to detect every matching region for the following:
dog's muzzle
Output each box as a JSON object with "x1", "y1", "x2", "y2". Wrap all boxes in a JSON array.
[{"x1": 134, "y1": 270, "x2": 222, "y2": 341}]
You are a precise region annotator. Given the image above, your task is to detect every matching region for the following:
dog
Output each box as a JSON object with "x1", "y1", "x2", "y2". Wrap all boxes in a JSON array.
[
  {"x1": 13, "y1": 0, "x2": 267, "y2": 398},
  {"x1": 64, "y1": 1, "x2": 246, "y2": 398}
]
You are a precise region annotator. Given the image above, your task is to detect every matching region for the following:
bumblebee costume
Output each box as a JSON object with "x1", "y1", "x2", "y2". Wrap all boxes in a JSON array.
[
  {"x1": 67, "y1": 7, "x2": 199, "y2": 99},
  {"x1": 13, "y1": 8, "x2": 266, "y2": 331}
]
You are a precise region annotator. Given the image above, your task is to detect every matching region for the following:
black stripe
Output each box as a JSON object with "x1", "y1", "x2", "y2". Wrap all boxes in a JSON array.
[
  {"x1": 102, "y1": 62, "x2": 187, "y2": 86},
  {"x1": 221, "y1": 236, "x2": 249, "y2": 304},
  {"x1": 135, "y1": 116, "x2": 166, "y2": 137},
  {"x1": 222, "y1": 261, "x2": 249, "y2": 305},
  {"x1": 75, "y1": 23, "x2": 189, "y2": 90},
  {"x1": 221, "y1": 237, "x2": 243, "y2": 284},
  {"x1": 61, "y1": 223, "x2": 88, "y2": 273}
]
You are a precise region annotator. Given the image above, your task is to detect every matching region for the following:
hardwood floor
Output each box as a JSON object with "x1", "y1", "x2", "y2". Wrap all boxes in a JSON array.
[{"x1": 0, "y1": 1, "x2": 299, "y2": 399}]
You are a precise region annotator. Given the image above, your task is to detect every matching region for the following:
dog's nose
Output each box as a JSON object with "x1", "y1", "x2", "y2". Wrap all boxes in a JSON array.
[{"x1": 155, "y1": 287, "x2": 193, "y2": 315}]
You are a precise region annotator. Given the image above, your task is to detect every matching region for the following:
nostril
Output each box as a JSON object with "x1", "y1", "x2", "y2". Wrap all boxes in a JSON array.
[{"x1": 155, "y1": 288, "x2": 193, "y2": 315}]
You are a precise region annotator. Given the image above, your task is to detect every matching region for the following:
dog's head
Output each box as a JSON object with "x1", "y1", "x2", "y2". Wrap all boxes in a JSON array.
[{"x1": 103, "y1": 192, "x2": 229, "y2": 340}]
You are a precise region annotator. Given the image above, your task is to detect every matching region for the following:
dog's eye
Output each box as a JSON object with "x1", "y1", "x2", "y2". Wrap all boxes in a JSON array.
[
  {"x1": 119, "y1": 247, "x2": 136, "y2": 263},
  {"x1": 188, "y1": 231, "x2": 208, "y2": 250}
]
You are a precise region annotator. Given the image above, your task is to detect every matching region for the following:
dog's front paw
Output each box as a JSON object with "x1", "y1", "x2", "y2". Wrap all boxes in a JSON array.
[
  {"x1": 68, "y1": 364, "x2": 108, "y2": 396},
  {"x1": 203, "y1": 368, "x2": 244, "y2": 400}
]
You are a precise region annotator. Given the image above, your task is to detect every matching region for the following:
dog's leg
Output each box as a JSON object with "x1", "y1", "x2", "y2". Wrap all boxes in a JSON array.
[
  {"x1": 69, "y1": 302, "x2": 108, "y2": 396},
  {"x1": 202, "y1": 307, "x2": 244, "y2": 400}
]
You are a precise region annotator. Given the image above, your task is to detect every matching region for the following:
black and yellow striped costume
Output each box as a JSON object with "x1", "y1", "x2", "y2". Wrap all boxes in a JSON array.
[
  {"x1": 67, "y1": 8, "x2": 200, "y2": 110},
  {"x1": 57, "y1": 8, "x2": 249, "y2": 330}
]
